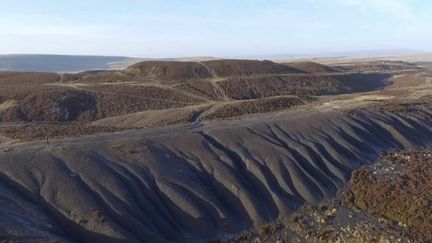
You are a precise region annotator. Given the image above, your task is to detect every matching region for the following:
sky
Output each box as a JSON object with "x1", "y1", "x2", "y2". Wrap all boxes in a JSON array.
[{"x1": 0, "y1": 0, "x2": 431, "y2": 58}]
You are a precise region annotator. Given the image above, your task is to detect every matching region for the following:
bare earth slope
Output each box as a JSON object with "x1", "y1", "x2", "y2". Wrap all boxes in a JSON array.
[{"x1": 1, "y1": 104, "x2": 432, "y2": 242}]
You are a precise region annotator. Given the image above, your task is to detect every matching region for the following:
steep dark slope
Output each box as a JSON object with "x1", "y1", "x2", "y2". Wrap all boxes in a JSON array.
[
  {"x1": 218, "y1": 73, "x2": 389, "y2": 100},
  {"x1": 1, "y1": 104, "x2": 431, "y2": 242}
]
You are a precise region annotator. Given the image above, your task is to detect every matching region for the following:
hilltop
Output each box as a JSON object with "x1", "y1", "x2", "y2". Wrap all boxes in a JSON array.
[{"x1": 283, "y1": 61, "x2": 338, "y2": 73}]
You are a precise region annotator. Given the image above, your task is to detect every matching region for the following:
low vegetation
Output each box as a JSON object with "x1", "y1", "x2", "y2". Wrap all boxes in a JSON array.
[
  {"x1": 330, "y1": 60, "x2": 420, "y2": 73},
  {"x1": 283, "y1": 61, "x2": 338, "y2": 73},
  {"x1": 219, "y1": 149, "x2": 432, "y2": 243},
  {"x1": 0, "y1": 71, "x2": 59, "y2": 84},
  {"x1": 344, "y1": 95, "x2": 432, "y2": 118},
  {"x1": 0, "y1": 83, "x2": 206, "y2": 123},
  {"x1": 0, "y1": 124, "x2": 126, "y2": 141},
  {"x1": 202, "y1": 96, "x2": 304, "y2": 120},
  {"x1": 175, "y1": 80, "x2": 220, "y2": 100},
  {"x1": 125, "y1": 61, "x2": 213, "y2": 82},
  {"x1": 217, "y1": 74, "x2": 354, "y2": 100},
  {"x1": 341, "y1": 149, "x2": 432, "y2": 242},
  {"x1": 202, "y1": 59, "x2": 304, "y2": 77}
]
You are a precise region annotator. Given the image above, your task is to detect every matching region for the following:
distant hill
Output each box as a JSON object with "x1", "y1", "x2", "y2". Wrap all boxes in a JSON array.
[
  {"x1": 125, "y1": 61, "x2": 213, "y2": 81},
  {"x1": 124, "y1": 59, "x2": 306, "y2": 82},
  {"x1": 0, "y1": 54, "x2": 143, "y2": 72},
  {"x1": 202, "y1": 59, "x2": 304, "y2": 77}
]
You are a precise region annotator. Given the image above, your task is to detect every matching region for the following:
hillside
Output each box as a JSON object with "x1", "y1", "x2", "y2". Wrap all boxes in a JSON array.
[
  {"x1": 329, "y1": 60, "x2": 421, "y2": 73},
  {"x1": 0, "y1": 81, "x2": 206, "y2": 123},
  {"x1": 202, "y1": 59, "x2": 305, "y2": 77},
  {"x1": 284, "y1": 61, "x2": 338, "y2": 73},
  {"x1": 217, "y1": 73, "x2": 389, "y2": 100},
  {"x1": 125, "y1": 61, "x2": 213, "y2": 82}
]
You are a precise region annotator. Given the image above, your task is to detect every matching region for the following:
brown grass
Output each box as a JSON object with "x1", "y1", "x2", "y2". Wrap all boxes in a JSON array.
[
  {"x1": 125, "y1": 61, "x2": 212, "y2": 82},
  {"x1": 202, "y1": 59, "x2": 304, "y2": 77},
  {"x1": 0, "y1": 124, "x2": 126, "y2": 141},
  {"x1": 0, "y1": 77, "x2": 207, "y2": 123},
  {"x1": 218, "y1": 73, "x2": 390, "y2": 100},
  {"x1": 283, "y1": 61, "x2": 338, "y2": 73},
  {"x1": 218, "y1": 74, "x2": 352, "y2": 100},
  {"x1": 0, "y1": 71, "x2": 59, "y2": 85},
  {"x1": 341, "y1": 149, "x2": 432, "y2": 241},
  {"x1": 330, "y1": 60, "x2": 420, "y2": 73},
  {"x1": 221, "y1": 148, "x2": 432, "y2": 243},
  {"x1": 62, "y1": 70, "x2": 135, "y2": 83},
  {"x1": 344, "y1": 95, "x2": 432, "y2": 118},
  {"x1": 174, "y1": 80, "x2": 220, "y2": 100},
  {"x1": 203, "y1": 96, "x2": 304, "y2": 120}
]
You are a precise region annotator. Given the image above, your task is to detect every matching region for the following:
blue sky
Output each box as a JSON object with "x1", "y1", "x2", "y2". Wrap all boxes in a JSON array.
[{"x1": 0, "y1": 0, "x2": 431, "y2": 57}]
